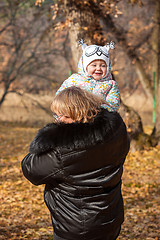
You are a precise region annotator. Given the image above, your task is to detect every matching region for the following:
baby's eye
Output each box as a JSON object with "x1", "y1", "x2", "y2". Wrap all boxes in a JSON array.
[{"x1": 101, "y1": 64, "x2": 106, "y2": 67}]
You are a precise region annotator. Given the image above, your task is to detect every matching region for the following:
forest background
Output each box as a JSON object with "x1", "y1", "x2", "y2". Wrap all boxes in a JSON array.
[
  {"x1": 0, "y1": 0, "x2": 160, "y2": 239},
  {"x1": 0, "y1": 0, "x2": 160, "y2": 142}
]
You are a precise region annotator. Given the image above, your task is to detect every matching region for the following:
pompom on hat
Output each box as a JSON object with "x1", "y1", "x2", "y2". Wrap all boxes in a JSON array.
[{"x1": 79, "y1": 39, "x2": 115, "y2": 77}]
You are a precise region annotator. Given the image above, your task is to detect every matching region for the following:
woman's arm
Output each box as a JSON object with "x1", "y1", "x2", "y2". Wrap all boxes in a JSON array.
[{"x1": 21, "y1": 151, "x2": 62, "y2": 186}]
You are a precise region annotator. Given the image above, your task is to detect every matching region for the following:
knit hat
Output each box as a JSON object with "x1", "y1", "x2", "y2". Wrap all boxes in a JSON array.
[{"x1": 79, "y1": 39, "x2": 115, "y2": 76}]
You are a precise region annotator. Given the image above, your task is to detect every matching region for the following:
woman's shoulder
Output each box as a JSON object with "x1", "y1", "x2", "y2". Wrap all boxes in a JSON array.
[
  {"x1": 29, "y1": 110, "x2": 127, "y2": 156},
  {"x1": 103, "y1": 109, "x2": 123, "y2": 122},
  {"x1": 96, "y1": 109, "x2": 127, "y2": 137},
  {"x1": 29, "y1": 123, "x2": 60, "y2": 155},
  {"x1": 97, "y1": 108, "x2": 122, "y2": 122}
]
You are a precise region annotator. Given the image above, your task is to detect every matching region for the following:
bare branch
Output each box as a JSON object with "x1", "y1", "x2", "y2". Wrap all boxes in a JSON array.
[{"x1": 0, "y1": 22, "x2": 11, "y2": 34}]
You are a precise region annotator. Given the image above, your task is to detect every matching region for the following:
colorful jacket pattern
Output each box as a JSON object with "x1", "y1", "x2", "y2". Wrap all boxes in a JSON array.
[{"x1": 56, "y1": 57, "x2": 120, "y2": 112}]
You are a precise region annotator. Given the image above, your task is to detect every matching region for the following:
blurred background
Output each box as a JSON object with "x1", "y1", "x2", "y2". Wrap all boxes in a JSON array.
[{"x1": 0, "y1": 0, "x2": 160, "y2": 149}]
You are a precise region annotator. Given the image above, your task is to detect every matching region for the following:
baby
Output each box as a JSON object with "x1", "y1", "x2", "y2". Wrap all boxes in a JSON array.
[{"x1": 56, "y1": 40, "x2": 120, "y2": 112}]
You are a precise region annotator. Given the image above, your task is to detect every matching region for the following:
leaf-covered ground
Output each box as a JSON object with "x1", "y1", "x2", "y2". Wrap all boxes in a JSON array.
[{"x1": 0, "y1": 123, "x2": 159, "y2": 240}]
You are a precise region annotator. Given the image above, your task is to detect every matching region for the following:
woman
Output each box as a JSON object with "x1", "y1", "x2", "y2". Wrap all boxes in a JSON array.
[{"x1": 21, "y1": 86, "x2": 130, "y2": 240}]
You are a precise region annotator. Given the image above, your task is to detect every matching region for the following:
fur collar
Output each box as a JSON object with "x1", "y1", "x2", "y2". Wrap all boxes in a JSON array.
[{"x1": 29, "y1": 110, "x2": 124, "y2": 155}]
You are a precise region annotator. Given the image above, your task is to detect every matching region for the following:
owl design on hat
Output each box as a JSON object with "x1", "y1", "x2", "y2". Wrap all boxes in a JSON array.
[{"x1": 79, "y1": 39, "x2": 115, "y2": 77}]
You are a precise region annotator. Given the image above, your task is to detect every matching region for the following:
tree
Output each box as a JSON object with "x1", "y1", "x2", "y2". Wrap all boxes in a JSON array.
[
  {"x1": 103, "y1": 1, "x2": 160, "y2": 139},
  {"x1": 0, "y1": 0, "x2": 68, "y2": 106},
  {"x1": 34, "y1": 0, "x2": 160, "y2": 144},
  {"x1": 63, "y1": 0, "x2": 160, "y2": 140},
  {"x1": 152, "y1": 0, "x2": 160, "y2": 135},
  {"x1": 64, "y1": 0, "x2": 105, "y2": 71},
  {"x1": 2, "y1": 0, "x2": 159, "y2": 145}
]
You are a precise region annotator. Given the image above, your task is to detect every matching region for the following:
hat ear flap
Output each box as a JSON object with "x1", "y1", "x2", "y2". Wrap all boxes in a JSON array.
[
  {"x1": 78, "y1": 39, "x2": 87, "y2": 51},
  {"x1": 105, "y1": 41, "x2": 115, "y2": 52},
  {"x1": 109, "y1": 60, "x2": 111, "y2": 72}
]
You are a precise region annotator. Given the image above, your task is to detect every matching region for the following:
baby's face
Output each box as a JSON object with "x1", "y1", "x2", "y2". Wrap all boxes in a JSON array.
[{"x1": 86, "y1": 60, "x2": 107, "y2": 80}]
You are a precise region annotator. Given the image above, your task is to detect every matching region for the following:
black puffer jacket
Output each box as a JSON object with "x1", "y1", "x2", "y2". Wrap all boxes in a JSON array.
[{"x1": 21, "y1": 109, "x2": 130, "y2": 240}]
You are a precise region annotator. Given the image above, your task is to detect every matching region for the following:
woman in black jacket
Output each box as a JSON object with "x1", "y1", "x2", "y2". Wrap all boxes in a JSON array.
[{"x1": 21, "y1": 86, "x2": 130, "y2": 240}]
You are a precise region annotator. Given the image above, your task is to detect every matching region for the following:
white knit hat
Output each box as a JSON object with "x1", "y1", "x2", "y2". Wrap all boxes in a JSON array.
[{"x1": 79, "y1": 39, "x2": 115, "y2": 76}]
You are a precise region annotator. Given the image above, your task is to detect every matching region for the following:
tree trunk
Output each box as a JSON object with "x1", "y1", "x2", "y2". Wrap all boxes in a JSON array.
[
  {"x1": 101, "y1": 14, "x2": 153, "y2": 101},
  {"x1": 152, "y1": 0, "x2": 160, "y2": 136},
  {"x1": 119, "y1": 99, "x2": 158, "y2": 152},
  {"x1": 64, "y1": 0, "x2": 104, "y2": 72},
  {"x1": 67, "y1": 9, "x2": 84, "y2": 72},
  {"x1": 63, "y1": 1, "x2": 159, "y2": 148}
]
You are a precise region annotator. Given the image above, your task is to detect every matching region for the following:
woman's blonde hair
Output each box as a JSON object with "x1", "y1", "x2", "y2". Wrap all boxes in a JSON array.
[{"x1": 51, "y1": 86, "x2": 107, "y2": 123}]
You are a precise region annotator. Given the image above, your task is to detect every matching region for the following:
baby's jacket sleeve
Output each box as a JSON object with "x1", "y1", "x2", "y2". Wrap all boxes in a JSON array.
[
  {"x1": 104, "y1": 80, "x2": 120, "y2": 112},
  {"x1": 56, "y1": 74, "x2": 78, "y2": 95},
  {"x1": 56, "y1": 80, "x2": 70, "y2": 95}
]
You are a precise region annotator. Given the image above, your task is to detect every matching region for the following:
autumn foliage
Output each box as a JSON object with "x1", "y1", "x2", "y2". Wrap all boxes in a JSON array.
[{"x1": 0, "y1": 122, "x2": 159, "y2": 239}]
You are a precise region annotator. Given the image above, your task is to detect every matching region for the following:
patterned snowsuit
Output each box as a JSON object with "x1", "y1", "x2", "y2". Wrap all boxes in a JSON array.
[{"x1": 56, "y1": 57, "x2": 120, "y2": 112}]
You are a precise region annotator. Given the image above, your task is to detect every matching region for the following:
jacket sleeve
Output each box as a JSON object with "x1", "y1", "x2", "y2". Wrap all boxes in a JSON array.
[
  {"x1": 21, "y1": 151, "x2": 62, "y2": 186},
  {"x1": 56, "y1": 79, "x2": 70, "y2": 95},
  {"x1": 105, "y1": 80, "x2": 120, "y2": 112}
]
